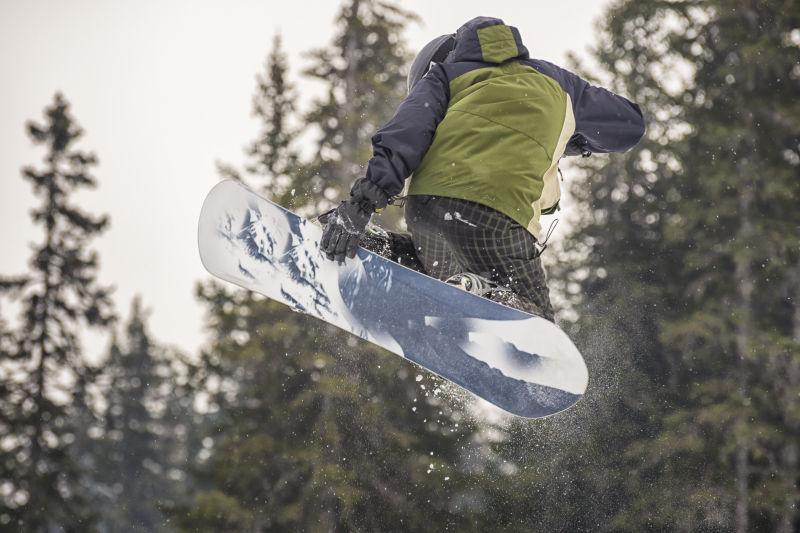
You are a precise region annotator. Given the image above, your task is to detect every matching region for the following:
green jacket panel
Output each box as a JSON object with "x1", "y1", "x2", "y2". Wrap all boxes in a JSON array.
[
  {"x1": 408, "y1": 62, "x2": 570, "y2": 233},
  {"x1": 365, "y1": 17, "x2": 644, "y2": 238}
]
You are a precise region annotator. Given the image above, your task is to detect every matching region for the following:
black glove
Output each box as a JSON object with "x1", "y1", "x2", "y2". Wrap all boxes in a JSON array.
[{"x1": 319, "y1": 179, "x2": 390, "y2": 262}]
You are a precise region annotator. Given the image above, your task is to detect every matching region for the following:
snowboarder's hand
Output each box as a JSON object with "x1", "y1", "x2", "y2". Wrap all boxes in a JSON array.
[
  {"x1": 319, "y1": 179, "x2": 390, "y2": 263},
  {"x1": 319, "y1": 199, "x2": 372, "y2": 262}
]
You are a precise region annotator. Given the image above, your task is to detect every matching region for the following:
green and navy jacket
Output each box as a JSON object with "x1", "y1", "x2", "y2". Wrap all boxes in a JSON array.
[{"x1": 365, "y1": 16, "x2": 645, "y2": 237}]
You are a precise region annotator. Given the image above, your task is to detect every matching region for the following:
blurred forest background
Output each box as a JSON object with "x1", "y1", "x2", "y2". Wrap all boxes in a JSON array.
[{"x1": 1, "y1": 0, "x2": 799, "y2": 531}]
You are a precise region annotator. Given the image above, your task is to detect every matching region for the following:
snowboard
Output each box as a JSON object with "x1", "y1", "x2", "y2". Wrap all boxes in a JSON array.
[{"x1": 198, "y1": 179, "x2": 588, "y2": 418}]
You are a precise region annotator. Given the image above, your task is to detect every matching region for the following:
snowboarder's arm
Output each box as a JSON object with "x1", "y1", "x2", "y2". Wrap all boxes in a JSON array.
[
  {"x1": 364, "y1": 64, "x2": 450, "y2": 197},
  {"x1": 528, "y1": 59, "x2": 645, "y2": 156}
]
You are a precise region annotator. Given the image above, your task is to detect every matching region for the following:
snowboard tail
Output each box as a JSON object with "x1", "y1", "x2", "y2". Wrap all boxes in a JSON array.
[{"x1": 198, "y1": 179, "x2": 588, "y2": 418}]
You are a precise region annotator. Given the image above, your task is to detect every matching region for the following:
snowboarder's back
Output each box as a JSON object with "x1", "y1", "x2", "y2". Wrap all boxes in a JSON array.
[{"x1": 321, "y1": 16, "x2": 645, "y2": 320}]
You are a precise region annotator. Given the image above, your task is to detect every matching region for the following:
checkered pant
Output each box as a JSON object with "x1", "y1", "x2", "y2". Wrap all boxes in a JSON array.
[{"x1": 403, "y1": 195, "x2": 555, "y2": 321}]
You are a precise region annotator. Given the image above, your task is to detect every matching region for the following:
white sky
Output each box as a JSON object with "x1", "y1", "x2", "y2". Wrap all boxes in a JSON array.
[{"x1": 0, "y1": 0, "x2": 610, "y2": 359}]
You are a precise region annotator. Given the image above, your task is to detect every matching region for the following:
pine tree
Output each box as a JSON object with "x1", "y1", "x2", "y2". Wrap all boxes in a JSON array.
[
  {"x1": 301, "y1": 0, "x2": 416, "y2": 214},
  {"x1": 182, "y1": 4, "x2": 486, "y2": 529},
  {"x1": 0, "y1": 93, "x2": 115, "y2": 531},
  {"x1": 93, "y1": 297, "x2": 182, "y2": 531},
  {"x1": 508, "y1": 0, "x2": 800, "y2": 530},
  {"x1": 246, "y1": 33, "x2": 301, "y2": 207},
  {"x1": 639, "y1": 3, "x2": 800, "y2": 530},
  {"x1": 182, "y1": 283, "x2": 480, "y2": 532}
]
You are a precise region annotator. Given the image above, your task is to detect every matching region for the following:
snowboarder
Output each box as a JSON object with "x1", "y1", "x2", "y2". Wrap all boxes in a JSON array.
[{"x1": 320, "y1": 16, "x2": 645, "y2": 321}]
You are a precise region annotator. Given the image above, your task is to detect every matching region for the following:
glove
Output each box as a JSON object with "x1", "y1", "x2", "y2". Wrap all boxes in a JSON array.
[
  {"x1": 319, "y1": 200, "x2": 372, "y2": 262},
  {"x1": 320, "y1": 179, "x2": 390, "y2": 262}
]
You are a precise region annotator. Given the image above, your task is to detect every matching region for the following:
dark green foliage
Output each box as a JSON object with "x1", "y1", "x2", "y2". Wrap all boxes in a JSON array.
[
  {"x1": 628, "y1": 3, "x2": 800, "y2": 530},
  {"x1": 180, "y1": 287, "x2": 481, "y2": 531},
  {"x1": 246, "y1": 34, "x2": 302, "y2": 207},
  {"x1": 497, "y1": 1, "x2": 800, "y2": 531},
  {"x1": 180, "y1": 4, "x2": 488, "y2": 529},
  {"x1": 301, "y1": 0, "x2": 417, "y2": 217},
  {"x1": 0, "y1": 93, "x2": 115, "y2": 531},
  {"x1": 216, "y1": 33, "x2": 300, "y2": 202},
  {"x1": 90, "y1": 297, "x2": 191, "y2": 531},
  {"x1": 2, "y1": 2, "x2": 797, "y2": 531}
]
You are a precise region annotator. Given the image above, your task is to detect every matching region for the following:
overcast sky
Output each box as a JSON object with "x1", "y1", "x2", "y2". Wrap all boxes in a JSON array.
[{"x1": 0, "y1": 0, "x2": 611, "y2": 359}]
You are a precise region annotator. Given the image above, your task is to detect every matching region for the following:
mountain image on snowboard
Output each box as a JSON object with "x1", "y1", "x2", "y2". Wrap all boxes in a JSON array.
[{"x1": 198, "y1": 179, "x2": 588, "y2": 418}]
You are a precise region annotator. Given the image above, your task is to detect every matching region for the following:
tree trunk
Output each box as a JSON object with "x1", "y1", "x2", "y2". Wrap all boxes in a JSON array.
[
  {"x1": 776, "y1": 265, "x2": 800, "y2": 533},
  {"x1": 732, "y1": 175, "x2": 754, "y2": 533},
  {"x1": 341, "y1": 0, "x2": 361, "y2": 182},
  {"x1": 777, "y1": 443, "x2": 799, "y2": 533},
  {"x1": 29, "y1": 176, "x2": 59, "y2": 528},
  {"x1": 794, "y1": 265, "x2": 800, "y2": 343}
]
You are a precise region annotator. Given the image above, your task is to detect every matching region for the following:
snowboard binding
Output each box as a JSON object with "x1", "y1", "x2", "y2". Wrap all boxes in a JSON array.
[
  {"x1": 318, "y1": 211, "x2": 537, "y2": 315},
  {"x1": 445, "y1": 272, "x2": 501, "y2": 297},
  {"x1": 445, "y1": 272, "x2": 519, "y2": 303},
  {"x1": 359, "y1": 223, "x2": 393, "y2": 258},
  {"x1": 359, "y1": 224, "x2": 427, "y2": 273},
  {"x1": 446, "y1": 273, "x2": 532, "y2": 315}
]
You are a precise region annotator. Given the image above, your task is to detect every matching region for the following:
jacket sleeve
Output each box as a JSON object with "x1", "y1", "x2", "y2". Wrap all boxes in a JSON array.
[
  {"x1": 529, "y1": 59, "x2": 645, "y2": 156},
  {"x1": 365, "y1": 64, "x2": 450, "y2": 197}
]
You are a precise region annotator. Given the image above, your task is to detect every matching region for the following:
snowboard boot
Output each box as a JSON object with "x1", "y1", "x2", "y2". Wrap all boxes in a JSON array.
[
  {"x1": 445, "y1": 273, "x2": 531, "y2": 313},
  {"x1": 318, "y1": 208, "x2": 425, "y2": 271},
  {"x1": 359, "y1": 224, "x2": 427, "y2": 273},
  {"x1": 445, "y1": 272, "x2": 500, "y2": 297},
  {"x1": 359, "y1": 223, "x2": 393, "y2": 258}
]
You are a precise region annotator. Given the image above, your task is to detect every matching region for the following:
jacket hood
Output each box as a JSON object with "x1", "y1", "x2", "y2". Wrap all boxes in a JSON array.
[{"x1": 448, "y1": 16, "x2": 529, "y2": 64}]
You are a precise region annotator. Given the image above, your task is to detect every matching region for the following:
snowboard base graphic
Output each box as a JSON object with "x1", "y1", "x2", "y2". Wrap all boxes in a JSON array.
[{"x1": 198, "y1": 179, "x2": 588, "y2": 418}]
